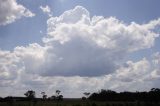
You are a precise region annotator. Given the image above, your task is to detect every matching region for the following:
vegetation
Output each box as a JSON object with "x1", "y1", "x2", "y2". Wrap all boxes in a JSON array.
[
  {"x1": 24, "y1": 90, "x2": 36, "y2": 101},
  {"x1": 0, "y1": 88, "x2": 160, "y2": 106},
  {"x1": 89, "y1": 88, "x2": 160, "y2": 103},
  {"x1": 41, "y1": 92, "x2": 47, "y2": 100}
]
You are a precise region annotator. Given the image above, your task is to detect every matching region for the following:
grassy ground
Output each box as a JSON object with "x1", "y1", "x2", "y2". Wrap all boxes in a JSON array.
[{"x1": 0, "y1": 100, "x2": 160, "y2": 106}]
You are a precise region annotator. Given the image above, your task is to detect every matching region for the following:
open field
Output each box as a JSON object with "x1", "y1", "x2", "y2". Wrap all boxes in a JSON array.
[{"x1": 0, "y1": 100, "x2": 160, "y2": 106}]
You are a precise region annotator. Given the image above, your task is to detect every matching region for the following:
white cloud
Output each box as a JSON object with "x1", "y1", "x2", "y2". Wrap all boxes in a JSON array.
[
  {"x1": 14, "y1": 43, "x2": 46, "y2": 74},
  {"x1": 46, "y1": 6, "x2": 159, "y2": 52},
  {"x1": 0, "y1": 0, "x2": 35, "y2": 26},
  {"x1": 0, "y1": 6, "x2": 160, "y2": 97},
  {"x1": 0, "y1": 50, "x2": 23, "y2": 87},
  {"x1": 150, "y1": 52, "x2": 160, "y2": 79},
  {"x1": 152, "y1": 52, "x2": 160, "y2": 66},
  {"x1": 40, "y1": 5, "x2": 52, "y2": 17},
  {"x1": 42, "y1": 6, "x2": 159, "y2": 76},
  {"x1": 114, "y1": 58, "x2": 150, "y2": 82}
]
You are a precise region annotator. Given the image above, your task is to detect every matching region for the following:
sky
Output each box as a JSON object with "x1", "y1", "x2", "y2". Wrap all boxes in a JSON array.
[{"x1": 0, "y1": 0, "x2": 160, "y2": 98}]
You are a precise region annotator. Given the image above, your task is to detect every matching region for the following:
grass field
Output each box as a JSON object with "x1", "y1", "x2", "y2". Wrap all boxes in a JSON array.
[{"x1": 0, "y1": 100, "x2": 160, "y2": 106}]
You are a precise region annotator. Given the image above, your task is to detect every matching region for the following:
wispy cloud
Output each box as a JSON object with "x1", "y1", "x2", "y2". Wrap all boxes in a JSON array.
[
  {"x1": 40, "y1": 5, "x2": 52, "y2": 17},
  {"x1": 0, "y1": 0, "x2": 35, "y2": 26}
]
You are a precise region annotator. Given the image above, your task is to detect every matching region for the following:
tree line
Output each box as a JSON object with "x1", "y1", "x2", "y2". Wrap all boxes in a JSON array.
[
  {"x1": 88, "y1": 88, "x2": 160, "y2": 103},
  {"x1": 0, "y1": 90, "x2": 63, "y2": 102},
  {"x1": 0, "y1": 88, "x2": 160, "y2": 103}
]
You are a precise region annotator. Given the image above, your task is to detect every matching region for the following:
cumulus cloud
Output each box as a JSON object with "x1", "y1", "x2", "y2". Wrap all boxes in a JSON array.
[
  {"x1": 150, "y1": 52, "x2": 160, "y2": 79},
  {"x1": 46, "y1": 8, "x2": 159, "y2": 51},
  {"x1": 0, "y1": 50, "x2": 23, "y2": 87},
  {"x1": 114, "y1": 58, "x2": 150, "y2": 82},
  {"x1": 0, "y1": 0, "x2": 35, "y2": 26},
  {"x1": 41, "y1": 6, "x2": 159, "y2": 76},
  {"x1": 0, "y1": 6, "x2": 160, "y2": 97},
  {"x1": 40, "y1": 5, "x2": 52, "y2": 17},
  {"x1": 0, "y1": 57, "x2": 156, "y2": 97}
]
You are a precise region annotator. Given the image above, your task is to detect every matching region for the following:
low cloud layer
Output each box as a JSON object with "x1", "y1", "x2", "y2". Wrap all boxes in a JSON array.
[
  {"x1": 0, "y1": 6, "x2": 160, "y2": 97},
  {"x1": 0, "y1": 0, "x2": 35, "y2": 25}
]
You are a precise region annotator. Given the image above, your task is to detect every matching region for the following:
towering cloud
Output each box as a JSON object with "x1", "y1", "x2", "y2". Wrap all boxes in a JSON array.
[
  {"x1": 0, "y1": 6, "x2": 160, "y2": 97},
  {"x1": 42, "y1": 6, "x2": 159, "y2": 76}
]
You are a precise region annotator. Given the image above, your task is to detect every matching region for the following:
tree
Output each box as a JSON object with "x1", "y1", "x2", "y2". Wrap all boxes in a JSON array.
[
  {"x1": 41, "y1": 92, "x2": 47, "y2": 100},
  {"x1": 58, "y1": 95, "x2": 63, "y2": 101},
  {"x1": 24, "y1": 90, "x2": 36, "y2": 100},
  {"x1": 82, "y1": 96, "x2": 87, "y2": 101},
  {"x1": 55, "y1": 90, "x2": 63, "y2": 101},
  {"x1": 50, "y1": 95, "x2": 56, "y2": 100},
  {"x1": 83, "y1": 92, "x2": 90, "y2": 99},
  {"x1": 56, "y1": 90, "x2": 61, "y2": 97}
]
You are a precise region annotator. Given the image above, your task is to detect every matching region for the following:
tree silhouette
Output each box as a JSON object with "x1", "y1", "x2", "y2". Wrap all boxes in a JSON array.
[
  {"x1": 50, "y1": 95, "x2": 56, "y2": 100},
  {"x1": 88, "y1": 88, "x2": 160, "y2": 103},
  {"x1": 24, "y1": 90, "x2": 35, "y2": 100},
  {"x1": 83, "y1": 92, "x2": 90, "y2": 99},
  {"x1": 55, "y1": 90, "x2": 63, "y2": 101},
  {"x1": 41, "y1": 92, "x2": 47, "y2": 100},
  {"x1": 56, "y1": 90, "x2": 61, "y2": 97}
]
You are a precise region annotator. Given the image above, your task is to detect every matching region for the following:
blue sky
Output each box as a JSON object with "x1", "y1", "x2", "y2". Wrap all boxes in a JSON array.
[{"x1": 0, "y1": 0, "x2": 160, "y2": 97}]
